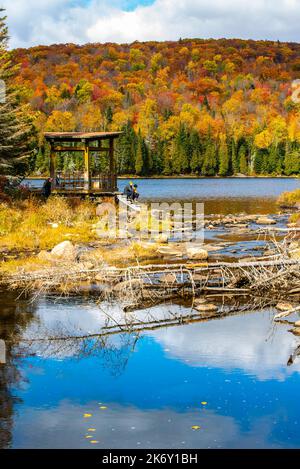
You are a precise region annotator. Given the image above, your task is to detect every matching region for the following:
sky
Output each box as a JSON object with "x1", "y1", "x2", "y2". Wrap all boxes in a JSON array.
[{"x1": 2, "y1": 0, "x2": 300, "y2": 49}]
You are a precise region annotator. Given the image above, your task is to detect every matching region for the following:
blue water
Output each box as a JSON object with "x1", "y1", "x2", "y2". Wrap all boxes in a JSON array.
[
  {"x1": 27, "y1": 177, "x2": 300, "y2": 201},
  {"x1": 117, "y1": 177, "x2": 300, "y2": 201},
  {"x1": 2, "y1": 297, "x2": 300, "y2": 449}
]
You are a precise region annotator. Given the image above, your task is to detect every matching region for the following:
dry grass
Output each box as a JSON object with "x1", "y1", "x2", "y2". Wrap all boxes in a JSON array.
[
  {"x1": 277, "y1": 189, "x2": 300, "y2": 208},
  {"x1": 290, "y1": 213, "x2": 300, "y2": 224},
  {"x1": 0, "y1": 197, "x2": 99, "y2": 252},
  {"x1": 0, "y1": 256, "x2": 53, "y2": 275}
]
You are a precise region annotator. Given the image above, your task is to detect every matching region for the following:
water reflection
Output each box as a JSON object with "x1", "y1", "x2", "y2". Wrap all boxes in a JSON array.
[
  {"x1": 1, "y1": 295, "x2": 300, "y2": 448},
  {"x1": 0, "y1": 291, "x2": 36, "y2": 448}
]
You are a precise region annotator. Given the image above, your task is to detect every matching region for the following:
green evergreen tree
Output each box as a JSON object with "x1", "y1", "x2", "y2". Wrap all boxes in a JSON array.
[
  {"x1": 202, "y1": 139, "x2": 217, "y2": 176},
  {"x1": 284, "y1": 149, "x2": 300, "y2": 175},
  {"x1": 172, "y1": 125, "x2": 190, "y2": 174},
  {"x1": 151, "y1": 140, "x2": 164, "y2": 174},
  {"x1": 34, "y1": 149, "x2": 48, "y2": 175},
  {"x1": 231, "y1": 141, "x2": 239, "y2": 174},
  {"x1": 162, "y1": 142, "x2": 172, "y2": 175},
  {"x1": 238, "y1": 145, "x2": 248, "y2": 175},
  {"x1": 0, "y1": 9, "x2": 34, "y2": 176},
  {"x1": 116, "y1": 122, "x2": 137, "y2": 174},
  {"x1": 267, "y1": 145, "x2": 278, "y2": 174},
  {"x1": 135, "y1": 131, "x2": 144, "y2": 175},
  {"x1": 218, "y1": 139, "x2": 230, "y2": 176},
  {"x1": 190, "y1": 131, "x2": 203, "y2": 174},
  {"x1": 253, "y1": 150, "x2": 264, "y2": 174}
]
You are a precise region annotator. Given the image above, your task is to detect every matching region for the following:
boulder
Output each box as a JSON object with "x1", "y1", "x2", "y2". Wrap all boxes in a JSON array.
[
  {"x1": 194, "y1": 297, "x2": 208, "y2": 305},
  {"x1": 276, "y1": 302, "x2": 294, "y2": 312},
  {"x1": 50, "y1": 241, "x2": 78, "y2": 261},
  {"x1": 157, "y1": 246, "x2": 183, "y2": 258},
  {"x1": 294, "y1": 320, "x2": 300, "y2": 328},
  {"x1": 186, "y1": 246, "x2": 208, "y2": 260},
  {"x1": 256, "y1": 217, "x2": 276, "y2": 225},
  {"x1": 37, "y1": 250, "x2": 53, "y2": 261},
  {"x1": 195, "y1": 303, "x2": 218, "y2": 313}
]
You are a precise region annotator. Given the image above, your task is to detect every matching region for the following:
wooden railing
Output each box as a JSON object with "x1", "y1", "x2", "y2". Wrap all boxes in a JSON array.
[{"x1": 54, "y1": 172, "x2": 117, "y2": 192}]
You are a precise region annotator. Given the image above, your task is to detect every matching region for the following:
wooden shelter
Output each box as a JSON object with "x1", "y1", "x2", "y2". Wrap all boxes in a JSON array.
[{"x1": 44, "y1": 132, "x2": 122, "y2": 196}]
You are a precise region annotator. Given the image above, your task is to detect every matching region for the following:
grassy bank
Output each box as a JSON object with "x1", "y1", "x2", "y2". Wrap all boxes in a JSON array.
[
  {"x1": 0, "y1": 197, "x2": 99, "y2": 252},
  {"x1": 0, "y1": 196, "x2": 166, "y2": 277},
  {"x1": 277, "y1": 189, "x2": 300, "y2": 224}
]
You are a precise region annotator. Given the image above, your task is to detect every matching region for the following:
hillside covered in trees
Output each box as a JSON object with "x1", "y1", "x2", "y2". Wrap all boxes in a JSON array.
[{"x1": 10, "y1": 38, "x2": 300, "y2": 176}]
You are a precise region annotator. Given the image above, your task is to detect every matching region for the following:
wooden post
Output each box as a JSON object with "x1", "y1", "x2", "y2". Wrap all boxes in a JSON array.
[
  {"x1": 109, "y1": 137, "x2": 115, "y2": 191},
  {"x1": 49, "y1": 143, "x2": 56, "y2": 189},
  {"x1": 84, "y1": 140, "x2": 90, "y2": 192}
]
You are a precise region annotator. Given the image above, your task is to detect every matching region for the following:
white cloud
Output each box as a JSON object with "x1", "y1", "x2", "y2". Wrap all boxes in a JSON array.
[
  {"x1": 21, "y1": 301, "x2": 300, "y2": 381},
  {"x1": 2, "y1": 0, "x2": 300, "y2": 49}
]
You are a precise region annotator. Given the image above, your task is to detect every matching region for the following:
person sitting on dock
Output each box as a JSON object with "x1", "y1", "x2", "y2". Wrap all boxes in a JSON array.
[
  {"x1": 42, "y1": 177, "x2": 53, "y2": 200},
  {"x1": 123, "y1": 181, "x2": 134, "y2": 201},
  {"x1": 132, "y1": 184, "x2": 139, "y2": 201}
]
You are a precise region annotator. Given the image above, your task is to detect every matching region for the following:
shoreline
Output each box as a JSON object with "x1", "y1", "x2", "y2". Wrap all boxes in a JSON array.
[{"x1": 25, "y1": 175, "x2": 300, "y2": 180}]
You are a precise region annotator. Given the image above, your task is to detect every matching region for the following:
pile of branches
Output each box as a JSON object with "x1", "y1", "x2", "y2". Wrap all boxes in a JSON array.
[{"x1": 2, "y1": 256, "x2": 300, "y2": 305}]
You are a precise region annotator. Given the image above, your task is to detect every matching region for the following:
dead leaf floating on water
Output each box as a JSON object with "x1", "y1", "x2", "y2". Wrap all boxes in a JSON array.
[
  {"x1": 100, "y1": 406, "x2": 107, "y2": 410},
  {"x1": 201, "y1": 402, "x2": 208, "y2": 405},
  {"x1": 88, "y1": 428, "x2": 96, "y2": 432},
  {"x1": 90, "y1": 440, "x2": 99, "y2": 444},
  {"x1": 191, "y1": 425, "x2": 201, "y2": 430},
  {"x1": 83, "y1": 413, "x2": 92, "y2": 418}
]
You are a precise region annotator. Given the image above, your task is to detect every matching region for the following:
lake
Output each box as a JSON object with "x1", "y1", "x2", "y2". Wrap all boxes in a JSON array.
[
  {"x1": 1, "y1": 177, "x2": 300, "y2": 449},
  {"x1": 26, "y1": 177, "x2": 300, "y2": 214},
  {"x1": 1, "y1": 293, "x2": 300, "y2": 449}
]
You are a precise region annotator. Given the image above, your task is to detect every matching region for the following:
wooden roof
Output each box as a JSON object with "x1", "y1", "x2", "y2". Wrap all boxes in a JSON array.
[{"x1": 44, "y1": 132, "x2": 122, "y2": 141}]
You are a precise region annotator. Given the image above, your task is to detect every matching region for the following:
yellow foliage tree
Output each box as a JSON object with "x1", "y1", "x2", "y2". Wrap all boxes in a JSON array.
[
  {"x1": 46, "y1": 110, "x2": 76, "y2": 132},
  {"x1": 254, "y1": 129, "x2": 273, "y2": 149}
]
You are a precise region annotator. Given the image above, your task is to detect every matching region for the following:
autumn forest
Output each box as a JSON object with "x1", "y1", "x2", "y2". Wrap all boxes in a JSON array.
[{"x1": 10, "y1": 37, "x2": 300, "y2": 176}]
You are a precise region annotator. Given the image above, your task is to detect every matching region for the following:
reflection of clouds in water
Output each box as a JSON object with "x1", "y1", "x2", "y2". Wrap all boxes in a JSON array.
[
  {"x1": 19, "y1": 302, "x2": 141, "y2": 379},
  {"x1": 20, "y1": 300, "x2": 300, "y2": 381},
  {"x1": 12, "y1": 400, "x2": 279, "y2": 449},
  {"x1": 150, "y1": 309, "x2": 300, "y2": 381}
]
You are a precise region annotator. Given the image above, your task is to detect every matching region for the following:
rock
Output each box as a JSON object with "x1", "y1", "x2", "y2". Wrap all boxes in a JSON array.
[
  {"x1": 157, "y1": 246, "x2": 183, "y2": 258},
  {"x1": 195, "y1": 303, "x2": 218, "y2": 313},
  {"x1": 51, "y1": 223, "x2": 59, "y2": 229},
  {"x1": 256, "y1": 217, "x2": 276, "y2": 225},
  {"x1": 294, "y1": 320, "x2": 300, "y2": 328},
  {"x1": 83, "y1": 262, "x2": 94, "y2": 270},
  {"x1": 50, "y1": 241, "x2": 78, "y2": 261},
  {"x1": 276, "y1": 302, "x2": 294, "y2": 312},
  {"x1": 37, "y1": 250, "x2": 52, "y2": 261},
  {"x1": 186, "y1": 246, "x2": 208, "y2": 260},
  {"x1": 160, "y1": 273, "x2": 177, "y2": 284},
  {"x1": 194, "y1": 297, "x2": 208, "y2": 305},
  {"x1": 290, "y1": 328, "x2": 300, "y2": 336}
]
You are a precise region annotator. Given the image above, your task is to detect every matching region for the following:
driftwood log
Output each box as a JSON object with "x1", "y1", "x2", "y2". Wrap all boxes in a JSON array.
[{"x1": 1, "y1": 257, "x2": 299, "y2": 307}]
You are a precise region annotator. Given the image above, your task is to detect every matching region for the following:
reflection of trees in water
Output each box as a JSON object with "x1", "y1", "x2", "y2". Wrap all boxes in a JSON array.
[
  {"x1": 19, "y1": 295, "x2": 273, "y2": 378},
  {"x1": 21, "y1": 322, "x2": 140, "y2": 378},
  {"x1": 0, "y1": 291, "x2": 36, "y2": 449}
]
